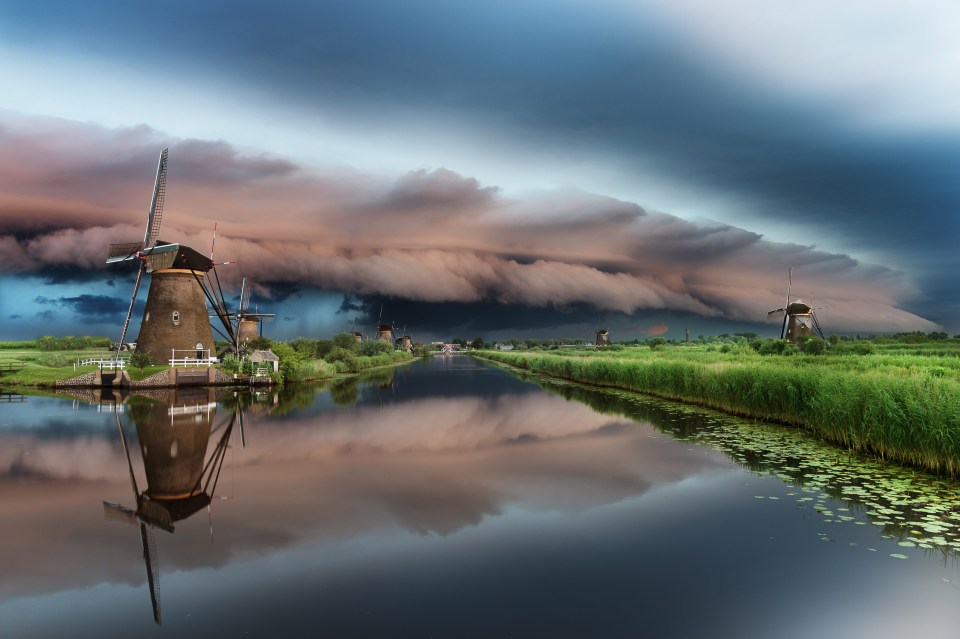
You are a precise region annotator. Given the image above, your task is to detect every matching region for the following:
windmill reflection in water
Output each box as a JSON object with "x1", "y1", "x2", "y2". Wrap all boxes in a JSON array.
[{"x1": 103, "y1": 390, "x2": 245, "y2": 625}]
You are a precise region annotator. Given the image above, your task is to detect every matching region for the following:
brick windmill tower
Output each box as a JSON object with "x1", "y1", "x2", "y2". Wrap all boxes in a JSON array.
[{"x1": 107, "y1": 149, "x2": 236, "y2": 363}]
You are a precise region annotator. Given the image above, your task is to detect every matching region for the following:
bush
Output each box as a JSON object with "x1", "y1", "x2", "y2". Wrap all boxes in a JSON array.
[
  {"x1": 326, "y1": 347, "x2": 359, "y2": 373},
  {"x1": 36, "y1": 353, "x2": 71, "y2": 368},
  {"x1": 647, "y1": 337, "x2": 667, "y2": 350},
  {"x1": 850, "y1": 341, "x2": 875, "y2": 355},
  {"x1": 358, "y1": 340, "x2": 393, "y2": 356},
  {"x1": 129, "y1": 350, "x2": 155, "y2": 369},
  {"x1": 332, "y1": 332, "x2": 360, "y2": 352},
  {"x1": 801, "y1": 337, "x2": 827, "y2": 355},
  {"x1": 757, "y1": 338, "x2": 788, "y2": 356}
]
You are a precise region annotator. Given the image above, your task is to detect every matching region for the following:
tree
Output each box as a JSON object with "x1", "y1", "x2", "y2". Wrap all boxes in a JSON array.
[
  {"x1": 472, "y1": 336, "x2": 485, "y2": 350},
  {"x1": 332, "y1": 331, "x2": 360, "y2": 352}
]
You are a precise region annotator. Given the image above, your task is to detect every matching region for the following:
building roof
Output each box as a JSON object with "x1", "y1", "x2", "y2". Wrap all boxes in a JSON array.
[{"x1": 250, "y1": 349, "x2": 280, "y2": 361}]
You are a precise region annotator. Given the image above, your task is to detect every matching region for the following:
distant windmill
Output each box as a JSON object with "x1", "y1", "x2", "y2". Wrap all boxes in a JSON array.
[
  {"x1": 767, "y1": 268, "x2": 825, "y2": 342},
  {"x1": 235, "y1": 277, "x2": 275, "y2": 351},
  {"x1": 594, "y1": 315, "x2": 611, "y2": 348},
  {"x1": 348, "y1": 317, "x2": 364, "y2": 342},
  {"x1": 375, "y1": 306, "x2": 394, "y2": 344},
  {"x1": 106, "y1": 149, "x2": 237, "y2": 362},
  {"x1": 396, "y1": 323, "x2": 413, "y2": 352}
]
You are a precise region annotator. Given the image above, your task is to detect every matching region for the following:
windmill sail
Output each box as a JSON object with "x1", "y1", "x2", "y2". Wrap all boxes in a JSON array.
[{"x1": 144, "y1": 149, "x2": 168, "y2": 250}]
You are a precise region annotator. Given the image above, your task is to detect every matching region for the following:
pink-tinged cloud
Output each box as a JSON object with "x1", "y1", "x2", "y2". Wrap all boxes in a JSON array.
[
  {"x1": 0, "y1": 114, "x2": 939, "y2": 333},
  {"x1": 641, "y1": 322, "x2": 670, "y2": 336}
]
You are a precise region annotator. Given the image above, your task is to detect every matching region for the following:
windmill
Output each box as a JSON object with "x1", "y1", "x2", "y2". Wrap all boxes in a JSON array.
[
  {"x1": 349, "y1": 318, "x2": 364, "y2": 343},
  {"x1": 767, "y1": 268, "x2": 825, "y2": 342},
  {"x1": 375, "y1": 305, "x2": 394, "y2": 344},
  {"x1": 396, "y1": 323, "x2": 413, "y2": 352},
  {"x1": 594, "y1": 315, "x2": 610, "y2": 348},
  {"x1": 235, "y1": 277, "x2": 275, "y2": 351},
  {"x1": 107, "y1": 149, "x2": 237, "y2": 363},
  {"x1": 103, "y1": 391, "x2": 241, "y2": 625}
]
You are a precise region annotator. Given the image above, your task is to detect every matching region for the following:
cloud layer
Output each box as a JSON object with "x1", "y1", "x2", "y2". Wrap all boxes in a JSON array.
[{"x1": 0, "y1": 116, "x2": 938, "y2": 333}]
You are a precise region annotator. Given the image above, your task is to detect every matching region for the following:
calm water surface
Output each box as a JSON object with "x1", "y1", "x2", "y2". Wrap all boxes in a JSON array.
[{"x1": 2, "y1": 356, "x2": 960, "y2": 638}]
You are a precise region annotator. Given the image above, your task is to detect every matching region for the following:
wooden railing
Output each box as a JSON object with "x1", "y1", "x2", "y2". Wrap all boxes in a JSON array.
[{"x1": 0, "y1": 362, "x2": 26, "y2": 375}]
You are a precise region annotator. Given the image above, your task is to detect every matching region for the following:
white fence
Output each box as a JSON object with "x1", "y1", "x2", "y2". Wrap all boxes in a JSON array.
[
  {"x1": 75, "y1": 358, "x2": 127, "y2": 371},
  {"x1": 169, "y1": 348, "x2": 217, "y2": 367}
]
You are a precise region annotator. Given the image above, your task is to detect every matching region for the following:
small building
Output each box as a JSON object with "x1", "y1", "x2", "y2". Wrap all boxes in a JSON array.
[
  {"x1": 352, "y1": 331, "x2": 364, "y2": 343},
  {"x1": 250, "y1": 349, "x2": 280, "y2": 373},
  {"x1": 396, "y1": 336, "x2": 413, "y2": 351}
]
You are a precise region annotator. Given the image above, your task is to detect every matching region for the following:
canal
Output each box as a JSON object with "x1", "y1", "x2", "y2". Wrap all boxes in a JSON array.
[{"x1": 2, "y1": 355, "x2": 960, "y2": 638}]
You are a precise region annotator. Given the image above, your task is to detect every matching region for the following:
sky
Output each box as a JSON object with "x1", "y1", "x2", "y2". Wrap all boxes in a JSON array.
[{"x1": 0, "y1": 0, "x2": 957, "y2": 342}]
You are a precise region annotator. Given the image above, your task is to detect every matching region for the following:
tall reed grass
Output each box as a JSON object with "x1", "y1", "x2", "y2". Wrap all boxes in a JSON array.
[{"x1": 480, "y1": 349, "x2": 960, "y2": 476}]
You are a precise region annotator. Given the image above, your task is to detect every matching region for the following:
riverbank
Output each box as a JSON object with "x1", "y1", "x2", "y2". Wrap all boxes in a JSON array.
[
  {"x1": 476, "y1": 346, "x2": 960, "y2": 476},
  {"x1": 0, "y1": 348, "x2": 416, "y2": 389}
]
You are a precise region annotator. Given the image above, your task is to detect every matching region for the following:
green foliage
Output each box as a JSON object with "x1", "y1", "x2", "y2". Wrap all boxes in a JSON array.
[
  {"x1": 35, "y1": 353, "x2": 71, "y2": 368},
  {"x1": 129, "y1": 350, "x2": 155, "y2": 369},
  {"x1": 358, "y1": 340, "x2": 393, "y2": 356},
  {"x1": 331, "y1": 332, "x2": 360, "y2": 352},
  {"x1": 326, "y1": 347, "x2": 359, "y2": 373},
  {"x1": 755, "y1": 338, "x2": 789, "y2": 355},
  {"x1": 801, "y1": 337, "x2": 827, "y2": 355},
  {"x1": 218, "y1": 355, "x2": 247, "y2": 375},
  {"x1": 247, "y1": 336, "x2": 273, "y2": 351},
  {"x1": 472, "y1": 336, "x2": 485, "y2": 349},
  {"x1": 0, "y1": 340, "x2": 37, "y2": 349},
  {"x1": 34, "y1": 335, "x2": 112, "y2": 350},
  {"x1": 270, "y1": 342, "x2": 308, "y2": 382},
  {"x1": 290, "y1": 337, "x2": 334, "y2": 360},
  {"x1": 647, "y1": 337, "x2": 667, "y2": 350},
  {"x1": 414, "y1": 343, "x2": 439, "y2": 357},
  {"x1": 850, "y1": 341, "x2": 876, "y2": 355}
]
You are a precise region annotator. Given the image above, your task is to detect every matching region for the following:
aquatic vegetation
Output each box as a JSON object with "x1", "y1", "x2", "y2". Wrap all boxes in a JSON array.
[
  {"x1": 479, "y1": 346, "x2": 960, "y2": 475},
  {"x1": 525, "y1": 374, "x2": 960, "y2": 559}
]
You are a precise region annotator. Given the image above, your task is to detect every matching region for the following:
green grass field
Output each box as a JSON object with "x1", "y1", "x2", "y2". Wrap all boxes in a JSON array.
[
  {"x1": 478, "y1": 341, "x2": 960, "y2": 476},
  {"x1": 0, "y1": 343, "x2": 415, "y2": 387},
  {"x1": 0, "y1": 346, "x2": 120, "y2": 385}
]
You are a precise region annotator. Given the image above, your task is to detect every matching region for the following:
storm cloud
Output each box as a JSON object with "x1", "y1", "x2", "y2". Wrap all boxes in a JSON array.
[{"x1": 0, "y1": 119, "x2": 939, "y2": 335}]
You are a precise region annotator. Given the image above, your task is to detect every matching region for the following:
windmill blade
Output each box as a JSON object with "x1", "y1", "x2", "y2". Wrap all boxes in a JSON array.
[
  {"x1": 143, "y1": 149, "x2": 168, "y2": 250},
  {"x1": 238, "y1": 409, "x2": 246, "y2": 448},
  {"x1": 767, "y1": 308, "x2": 786, "y2": 319},
  {"x1": 139, "y1": 521, "x2": 162, "y2": 625},
  {"x1": 116, "y1": 261, "x2": 145, "y2": 357},
  {"x1": 785, "y1": 267, "x2": 793, "y2": 307},
  {"x1": 810, "y1": 310, "x2": 825, "y2": 339},
  {"x1": 240, "y1": 278, "x2": 253, "y2": 313},
  {"x1": 106, "y1": 242, "x2": 144, "y2": 263}
]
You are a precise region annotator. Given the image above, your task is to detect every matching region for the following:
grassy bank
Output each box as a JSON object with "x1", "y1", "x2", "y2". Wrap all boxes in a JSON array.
[{"x1": 478, "y1": 345, "x2": 960, "y2": 476}]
